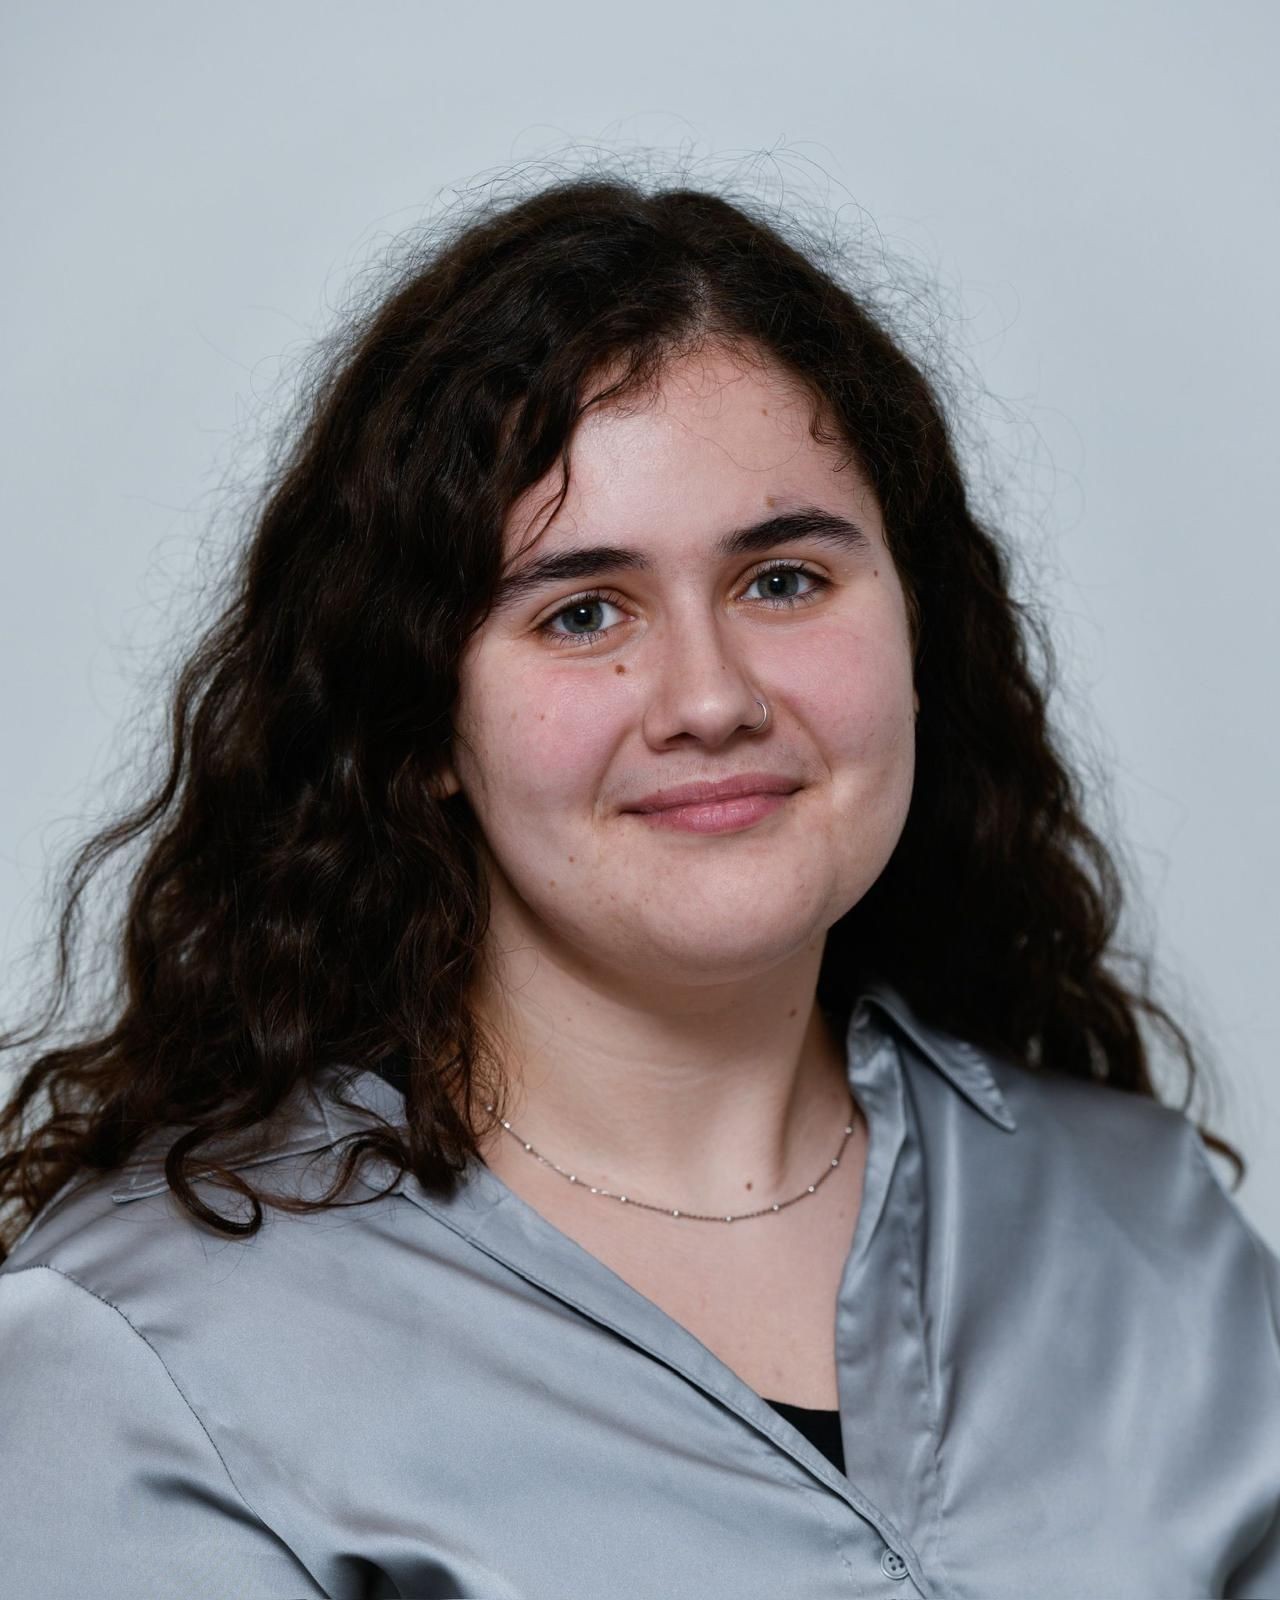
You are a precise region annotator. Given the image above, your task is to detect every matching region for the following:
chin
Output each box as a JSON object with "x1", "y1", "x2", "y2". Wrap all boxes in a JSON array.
[{"x1": 620, "y1": 915, "x2": 831, "y2": 981}]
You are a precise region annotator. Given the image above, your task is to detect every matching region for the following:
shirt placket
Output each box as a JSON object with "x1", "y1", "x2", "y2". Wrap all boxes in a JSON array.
[{"x1": 834, "y1": 1006, "x2": 946, "y2": 1588}]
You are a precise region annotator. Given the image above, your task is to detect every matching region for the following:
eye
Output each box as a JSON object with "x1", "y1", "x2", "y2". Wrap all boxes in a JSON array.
[
  {"x1": 536, "y1": 561, "x2": 830, "y2": 649},
  {"x1": 537, "y1": 590, "x2": 628, "y2": 647},
  {"x1": 744, "y1": 562, "x2": 829, "y2": 607}
]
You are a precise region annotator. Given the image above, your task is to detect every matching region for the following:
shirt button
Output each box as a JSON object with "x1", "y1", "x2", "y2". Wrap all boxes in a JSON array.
[{"x1": 880, "y1": 1547, "x2": 908, "y2": 1580}]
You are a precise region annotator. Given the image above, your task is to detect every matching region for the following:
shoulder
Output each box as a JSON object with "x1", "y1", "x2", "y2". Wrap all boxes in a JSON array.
[
  {"x1": 0, "y1": 1072, "x2": 395, "y2": 1590},
  {"x1": 0, "y1": 1066, "x2": 398, "y2": 1327},
  {"x1": 0, "y1": 1234, "x2": 332, "y2": 1593},
  {"x1": 990, "y1": 1042, "x2": 1259, "y2": 1226},
  {"x1": 879, "y1": 980, "x2": 1262, "y2": 1245},
  {"x1": 0, "y1": 1070, "x2": 416, "y2": 1593},
  {"x1": 975, "y1": 1040, "x2": 1279, "y2": 1355},
  {"x1": 872, "y1": 986, "x2": 1280, "y2": 1352}
]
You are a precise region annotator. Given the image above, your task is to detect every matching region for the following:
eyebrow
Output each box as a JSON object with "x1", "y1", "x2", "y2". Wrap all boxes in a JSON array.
[{"x1": 490, "y1": 506, "x2": 873, "y2": 613}]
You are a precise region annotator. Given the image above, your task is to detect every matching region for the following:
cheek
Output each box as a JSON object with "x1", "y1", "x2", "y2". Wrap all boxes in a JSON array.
[
  {"x1": 783, "y1": 625, "x2": 915, "y2": 904},
  {"x1": 782, "y1": 617, "x2": 914, "y2": 764},
  {"x1": 461, "y1": 665, "x2": 618, "y2": 823}
]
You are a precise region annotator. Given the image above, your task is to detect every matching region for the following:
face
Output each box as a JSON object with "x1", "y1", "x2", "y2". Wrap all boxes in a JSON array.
[{"x1": 437, "y1": 344, "x2": 918, "y2": 1000}]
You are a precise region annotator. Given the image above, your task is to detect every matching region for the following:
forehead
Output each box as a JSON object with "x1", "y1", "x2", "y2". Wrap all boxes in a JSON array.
[{"x1": 504, "y1": 345, "x2": 864, "y2": 556}]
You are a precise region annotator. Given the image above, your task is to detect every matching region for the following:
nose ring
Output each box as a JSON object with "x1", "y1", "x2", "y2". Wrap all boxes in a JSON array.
[{"x1": 747, "y1": 698, "x2": 769, "y2": 733}]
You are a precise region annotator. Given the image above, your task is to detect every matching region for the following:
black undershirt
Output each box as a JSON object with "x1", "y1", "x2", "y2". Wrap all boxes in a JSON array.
[{"x1": 761, "y1": 1398, "x2": 845, "y2": 1475}]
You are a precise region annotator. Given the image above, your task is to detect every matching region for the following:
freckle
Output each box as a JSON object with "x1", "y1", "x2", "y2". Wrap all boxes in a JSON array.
[
  {"x1": 745, "y1": 1180, "x2": 754, "y2": 1191},
  {"x1": 873, "y1": 568, "x2": 879, "y2": 578},
  {"x1": 568, "y1": 855, "x2": 575, "y2": 863},
  {"x1": 788, "y1": 1006, "x2": 797, "y2": 1017},
  {"x1": 614, "y1": 663, "x2": 626, "y2": 675},
  {"x1": 548, "y1": 879, "x2": 556, "y2": 888}
]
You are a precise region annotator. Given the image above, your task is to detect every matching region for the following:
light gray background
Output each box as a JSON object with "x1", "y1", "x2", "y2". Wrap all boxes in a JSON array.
[{"x1": 3, "y1": 3, "x2": 1276, "y2": 1246}]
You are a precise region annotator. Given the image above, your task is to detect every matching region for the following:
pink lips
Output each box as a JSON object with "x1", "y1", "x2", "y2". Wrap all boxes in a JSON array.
[
  {"x1": 631, "y1": 791, "x2": 794, "y2": 834},
  {"x1": 623, "y1": 773, "x2": 802, "y2": 835}
]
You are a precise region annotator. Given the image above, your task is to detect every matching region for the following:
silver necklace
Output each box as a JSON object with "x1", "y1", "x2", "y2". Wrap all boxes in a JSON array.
[{"x1": 481, "y1": 1094, "x2": 859, "y2": 1223}]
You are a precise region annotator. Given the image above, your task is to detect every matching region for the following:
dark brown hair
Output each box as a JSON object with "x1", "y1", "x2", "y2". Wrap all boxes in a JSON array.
[{"x1": 0, "y1": 168, "x2": 1243, "y2": 1255}]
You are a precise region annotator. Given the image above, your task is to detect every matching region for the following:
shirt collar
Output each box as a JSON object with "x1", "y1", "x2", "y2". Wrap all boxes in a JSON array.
[{"x1": 852, "y1": 976, "x2": 1018, "y2": 1134}]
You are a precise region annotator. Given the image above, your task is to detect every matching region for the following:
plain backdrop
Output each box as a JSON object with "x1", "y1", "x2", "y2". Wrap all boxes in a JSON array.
[{"x1": 2, "y1": 2, "x2": 1276, "y2": 1247}]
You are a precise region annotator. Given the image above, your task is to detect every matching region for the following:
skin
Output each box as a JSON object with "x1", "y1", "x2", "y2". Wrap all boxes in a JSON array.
[{"x1": 436, "y1": 342, "x2": 919, "y2": 1221}]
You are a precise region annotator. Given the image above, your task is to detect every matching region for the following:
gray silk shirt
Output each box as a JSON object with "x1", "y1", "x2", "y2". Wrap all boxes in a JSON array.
[{"x1": 2, "y1": 978, "x2": 1278, "y2": 1599}]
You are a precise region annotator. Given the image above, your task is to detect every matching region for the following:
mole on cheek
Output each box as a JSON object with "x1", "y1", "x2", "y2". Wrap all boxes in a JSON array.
[{"x1": 614, "y1": 663, "x2": 626, "y2": 675}]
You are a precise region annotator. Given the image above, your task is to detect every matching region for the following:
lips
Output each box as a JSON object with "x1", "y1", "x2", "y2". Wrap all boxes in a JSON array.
[{"x1": 624, "y1": 773, "x2": 802, "y2": 814}]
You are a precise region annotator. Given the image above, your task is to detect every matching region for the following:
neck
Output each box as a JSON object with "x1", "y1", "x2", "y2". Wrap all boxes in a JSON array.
[{"x1": 467, "y1": 941, "x2": 856, "y2": 1217}]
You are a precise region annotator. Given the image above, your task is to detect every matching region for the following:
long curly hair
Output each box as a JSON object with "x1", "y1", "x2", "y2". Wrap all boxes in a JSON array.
[{"x1": 0, "y1": 167, "x2": 1244, "y2": 1257}]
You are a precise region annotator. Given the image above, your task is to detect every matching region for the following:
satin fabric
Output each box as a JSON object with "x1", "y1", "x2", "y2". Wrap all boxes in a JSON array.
[{"x1": 2, "y1": 978, "x2": 1277, "y2": 1598}]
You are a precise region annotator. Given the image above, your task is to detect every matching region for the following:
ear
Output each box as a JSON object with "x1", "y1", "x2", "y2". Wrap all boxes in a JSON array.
[{"x1": 430, "y1": 759, "x2": 463, "y2": 803}]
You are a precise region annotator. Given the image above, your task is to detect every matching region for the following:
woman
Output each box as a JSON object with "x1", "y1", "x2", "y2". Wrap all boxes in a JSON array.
[{"x1": 1, "y1": 172, "x2": 1276, "y2": 1598}]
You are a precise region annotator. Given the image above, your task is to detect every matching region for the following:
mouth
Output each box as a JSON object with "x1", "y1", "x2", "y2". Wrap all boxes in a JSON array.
[
  {"x1": 623, "y1": 773, "x2": 803, "y2": 814},
  {"x1": 626, "y1": 788, "x2": 799, "y2": 835}
]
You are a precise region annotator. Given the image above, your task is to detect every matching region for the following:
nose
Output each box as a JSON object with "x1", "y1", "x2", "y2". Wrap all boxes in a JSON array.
[{"x1": 641, "y1": 617, "x2": 768, "y2": 748}]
